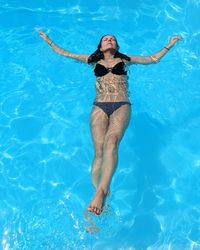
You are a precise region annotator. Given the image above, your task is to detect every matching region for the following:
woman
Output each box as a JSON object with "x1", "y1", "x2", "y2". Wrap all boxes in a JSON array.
[{"x1": 38, "y1": 31, "x2": 182, "y2": 216}]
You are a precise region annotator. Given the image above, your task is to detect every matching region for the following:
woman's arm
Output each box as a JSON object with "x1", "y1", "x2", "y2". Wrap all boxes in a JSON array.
[
  {"x1": 38, "y1": 31, "x2": 90, "y2": 63},
  {"x1": 129, "y1": 36, "x2": 182, "y2": 65}
]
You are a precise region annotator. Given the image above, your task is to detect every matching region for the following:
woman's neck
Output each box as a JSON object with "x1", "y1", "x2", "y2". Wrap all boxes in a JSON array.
[{"x1": 103, "y1": 50, "x2": 116, "y2": 61}]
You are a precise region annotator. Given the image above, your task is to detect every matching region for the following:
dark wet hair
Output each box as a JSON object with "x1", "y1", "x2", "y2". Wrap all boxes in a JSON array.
[{"x1": 88, "y1": 34, "x2": 131, "y2": 64}]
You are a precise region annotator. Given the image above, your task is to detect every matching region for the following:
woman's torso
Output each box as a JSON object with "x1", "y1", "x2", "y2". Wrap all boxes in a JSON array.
[{"x1": 93, "y1": 59, "x2": 130, "y2": 102}]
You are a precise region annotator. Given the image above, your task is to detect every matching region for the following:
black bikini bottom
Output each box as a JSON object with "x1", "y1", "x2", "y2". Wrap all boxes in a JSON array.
[{"x1": 93, "y1": 101, "x2": 131, "y2": 117}]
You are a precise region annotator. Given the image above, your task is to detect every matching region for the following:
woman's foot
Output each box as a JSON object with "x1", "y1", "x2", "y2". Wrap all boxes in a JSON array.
[{"x1": 87, "y1": 187, "x2": 108, "y2": 215}]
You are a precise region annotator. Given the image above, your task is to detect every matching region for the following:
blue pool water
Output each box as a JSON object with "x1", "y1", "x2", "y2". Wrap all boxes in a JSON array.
[{"x1": 0, "y1": 0, "x2": 200, "y2": 249}]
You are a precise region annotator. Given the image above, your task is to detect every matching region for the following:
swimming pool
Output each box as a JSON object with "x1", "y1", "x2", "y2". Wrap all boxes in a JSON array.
[{"x1": 0, "y1": 0, "x2": 200, "y2": 249}]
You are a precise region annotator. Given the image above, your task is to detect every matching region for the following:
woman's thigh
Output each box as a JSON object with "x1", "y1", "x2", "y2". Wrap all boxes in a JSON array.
[
  {"x1": 105, "y1": 104, "x2": 131, "y2": 144},
  {"x1": 90, "y1": 106, "x2": 109, "y2": 149}
]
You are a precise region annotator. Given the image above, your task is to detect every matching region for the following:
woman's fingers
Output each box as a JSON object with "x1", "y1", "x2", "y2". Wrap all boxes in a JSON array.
[
  {"x1": 37, "y1": 31, "x2": 49, "y2": 41},
  {"x1": 171, "y1": 35, "x2": 183, "y2": 42},
  {"x1": 169, "y1": 35, "x2": 183, "y2": 46},
  {"x1": 39, "y1": 31, "x2": 46, "y2": 37},
  {"x1": 174, "y1": 36, "x2": 182, "y2": 41}
]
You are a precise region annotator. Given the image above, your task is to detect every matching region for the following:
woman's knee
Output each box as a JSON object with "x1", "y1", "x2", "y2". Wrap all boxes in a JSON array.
[
  {"x1": 94, "y1": 147, "x2": 103, "y2": 159},
  {"x1": 103, "y1": 135, "x2": 119, "y2": 153}
]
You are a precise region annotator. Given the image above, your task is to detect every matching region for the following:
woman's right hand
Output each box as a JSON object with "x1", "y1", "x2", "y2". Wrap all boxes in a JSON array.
[{"x1": 168, "y1": 35, "x2": 183, "y2": 47}]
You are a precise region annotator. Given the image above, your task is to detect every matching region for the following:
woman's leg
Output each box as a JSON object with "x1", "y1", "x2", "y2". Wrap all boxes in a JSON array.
[
  {"x1": 90, "y1": 106, "x2": 109, "y2": 190},
  {"x1": 88, "y1": 104, "x2": 131, "y2": 215}
]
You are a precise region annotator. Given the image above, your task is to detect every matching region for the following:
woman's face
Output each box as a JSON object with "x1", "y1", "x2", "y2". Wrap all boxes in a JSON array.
[{"x1": 100, "y1": 35, "x2": 118, "y2": 52}]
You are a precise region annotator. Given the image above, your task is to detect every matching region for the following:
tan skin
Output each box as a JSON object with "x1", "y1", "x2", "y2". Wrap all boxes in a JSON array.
[{"x1": 38, "y1": 31, "x2": 182, "y2": 216}]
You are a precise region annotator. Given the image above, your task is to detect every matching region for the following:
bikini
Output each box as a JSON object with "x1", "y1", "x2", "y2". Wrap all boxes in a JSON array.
[
  {"x1": 94, "y1": 61, "x2": 127, "y2": 77},
  {"x1": 93, "y1": 61, "x2": 131, "y2": 117}
]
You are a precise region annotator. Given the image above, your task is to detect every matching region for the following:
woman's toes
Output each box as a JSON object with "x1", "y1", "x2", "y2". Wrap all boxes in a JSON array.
[
  {"x1": 87, "y1": 205, "x2": 103, "y2": 215},
  {"x1": 87, "y1": 205, "x2": 93, "y2": 212},
  {"x1": 93, "y1": 207, "x2": 98, "y2": 214},
  {"x1": 95, "y1": 207, "x2": 101, "y2": 215}
]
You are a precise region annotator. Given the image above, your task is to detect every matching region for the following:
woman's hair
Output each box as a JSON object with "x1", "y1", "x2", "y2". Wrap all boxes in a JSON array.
[{"x1": 88, "y1": 34, "x2": 131, "y2": 64}]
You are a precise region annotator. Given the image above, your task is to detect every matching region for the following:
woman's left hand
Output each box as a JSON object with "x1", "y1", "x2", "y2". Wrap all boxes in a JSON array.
[{"x1": 168, "y1": 36, "x2": 183, "y2": 46}]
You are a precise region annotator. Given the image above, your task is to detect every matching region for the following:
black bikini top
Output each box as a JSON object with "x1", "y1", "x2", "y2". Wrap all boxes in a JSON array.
[{"x1": 94, "y1": 61, "x2": 127, "y2": 77}]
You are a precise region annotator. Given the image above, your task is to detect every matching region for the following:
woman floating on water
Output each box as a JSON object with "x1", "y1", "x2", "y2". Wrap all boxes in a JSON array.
[{"x1": 38, "y1": 31, "x2": 182, "y2": 216}]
